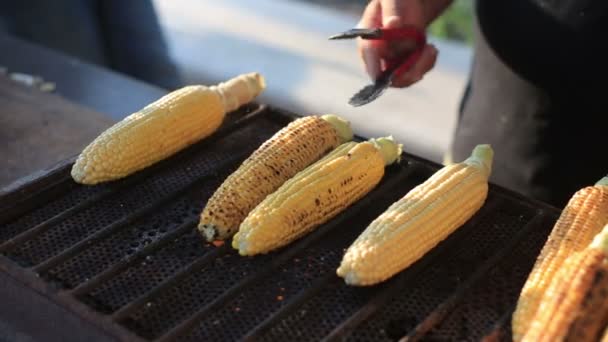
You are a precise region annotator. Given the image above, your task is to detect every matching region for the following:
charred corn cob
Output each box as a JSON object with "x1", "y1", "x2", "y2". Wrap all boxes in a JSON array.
[
  {"x1": 512, "y1": 175, "x2": 608, "y2": 340},
  {"x1": 199, "y1": 114, "x2": 354, "y2": 241},
  {"x1": 71, "y1": 72, "x2": 265, "y2": 185},
  {"x1": 522, "y1": 224, "x2": 608, "y2": 342},
  {"x1": 337, "y1": 144, "x2": 493, "y2": 286},
  {"x1": 232, "y1": 136, "x2": 402, "y2": 256}
]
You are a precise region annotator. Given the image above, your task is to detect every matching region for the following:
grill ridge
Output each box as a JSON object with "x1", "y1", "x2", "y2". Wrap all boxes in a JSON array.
[
  {"x1": 32, "y1": 148, "x2": 252, "y2": 274},
  {"x1": 156, "y1": 163, "x2": 419, "y2": 341},
  {"x1": 320, "y1": 196, "x2": 505, "y2": 342},
  {"x1": 401, "y1": 212, "x2": 550, "y2": 341},
  {"x1": 69, "y1": 220, "x2": 197, "y2": 296},
  {"x1": 0, "y1": 105, "x2": 563, "y2": 342}
]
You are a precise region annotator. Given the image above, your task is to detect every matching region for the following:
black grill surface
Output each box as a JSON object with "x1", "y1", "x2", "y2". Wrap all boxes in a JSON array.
[{"x1": 0, "y1": 104, "x2": 560, "y2": 341}]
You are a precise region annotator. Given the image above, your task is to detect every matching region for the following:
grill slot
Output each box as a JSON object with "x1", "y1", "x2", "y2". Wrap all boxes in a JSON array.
[
  {"x1": 0, "y1": 181, "x2": 108, "y2": 245},
  {"x1": 0, "y1": 160, "x2": 75, "y2": 227},
  {"x1": 67, "y1": 219, "x2": 197, "y2": 295},
  {"x1": 321, "y1": 195, "x2": 505, "y2": 342},
  {"x1": 346, "y1": 195, "x2": 541, "y2": 341},
  {"x1": 0, "y1": 103, "x2": 265, "y2": 247},
  {"x1": 0, "y1": 105, "x2": 562, "y2": 341},
  {"x1": 424, "y1": 214, "x2": 557, "y2": 341},
  {"x1": 131, "y1": 162, "x2": 414, "y2": 339},
  {"x1": 3, "y1": 113, "x2": 278, "y2": 268},
  {"x1": 402, "y1": 212, "x2": 555, "y2": 341}
]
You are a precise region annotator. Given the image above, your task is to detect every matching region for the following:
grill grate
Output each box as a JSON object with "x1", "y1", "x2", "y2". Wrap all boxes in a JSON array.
[{"x1": 0, "y1": 104, "x2": 561, "y2": 341}]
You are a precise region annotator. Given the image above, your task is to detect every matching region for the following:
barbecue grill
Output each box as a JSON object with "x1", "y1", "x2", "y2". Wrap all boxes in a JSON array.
[{"x1": 0, "y1": 103, "x2": 560, "y2": 341}]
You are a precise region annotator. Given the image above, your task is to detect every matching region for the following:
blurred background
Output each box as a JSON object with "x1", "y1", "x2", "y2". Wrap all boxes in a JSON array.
[
  {"x1": 150, "y1": 0, "x2": 474, "y2": 163},
  {"x1": 0, "y1": 0, "x2": 474, "y2": 164}
]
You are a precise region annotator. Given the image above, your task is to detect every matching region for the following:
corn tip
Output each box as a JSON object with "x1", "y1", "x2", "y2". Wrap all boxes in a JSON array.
[
  {"x1": 237, "y1": 243, "x2": 249, "y2": 256},
  {"x1": 199, "y1": 223, "x2": 219, "y2": 242},
  {"x1": 342, "y1": 271, "x2": 361, "y2": 286},
  {"x1": 321, "y1": 114, "x2": 354, "y2": 143},
  {"x1": 369, "y1": 135, "x2": 403, "y2": 166},
  {"x1": 464, "y1": 144, "x2": 494, "y2": 177},
  {"x1": 251, "y1": 72, "x2": 266, "y2": 91},
  {"x1": 596, "y1": 176, "x2": 608, "y2": 187},
  {"x1": 214, "y1": 72, "x2": 266, "y2": 112},
  {"x1": 336, "y1": 265, "x2": 346, "y2": 277},
  {"x1": 70, "y1": 165, "x2": 84, "y2": 183}
]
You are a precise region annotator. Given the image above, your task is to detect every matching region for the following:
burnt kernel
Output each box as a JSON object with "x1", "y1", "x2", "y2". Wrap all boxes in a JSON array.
[
  {"x1": 328, "y1": 189, "x2": 332, "y2": 194},
  {"x1": 315, "y1": 198, "x2": 320, "y2": 206}
]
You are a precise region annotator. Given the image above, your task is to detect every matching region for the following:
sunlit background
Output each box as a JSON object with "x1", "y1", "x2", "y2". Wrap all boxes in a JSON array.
[{"x1": 150, "y1": 0, "x2": 474, "y2": 163}]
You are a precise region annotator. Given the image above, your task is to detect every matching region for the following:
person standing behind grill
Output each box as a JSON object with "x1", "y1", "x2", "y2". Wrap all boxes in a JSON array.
[
  {"x1": 356, "y1": 0, "x2": 608, "y2": 208},
  {"x1": 0, "y1": 0, "x2": 181, "y2": 90}
]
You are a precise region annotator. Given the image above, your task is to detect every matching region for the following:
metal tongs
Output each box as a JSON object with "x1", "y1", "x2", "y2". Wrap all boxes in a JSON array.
[{"x1": 329, "y1": 26, "x2": 427, "y2": 107}]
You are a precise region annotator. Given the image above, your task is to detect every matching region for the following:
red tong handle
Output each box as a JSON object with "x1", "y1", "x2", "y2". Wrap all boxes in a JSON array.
[
  {"x1": 379, "y1": 27, "x2": 427, "y2": 82},
  {"x1": 374, "y1": 27, "x2": 426, "y2": 46}
]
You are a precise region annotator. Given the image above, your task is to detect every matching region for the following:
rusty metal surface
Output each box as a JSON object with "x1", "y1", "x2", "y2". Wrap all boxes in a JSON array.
[
  {"x1": 0, "y1": 32, "x2": 166, "y2": 121},
  {"x1": 0, "y1": 104, "x2": 560, "y2": 341},
  {"x1": 0, "y1": 75, "x2": 115, "y2": 190}
]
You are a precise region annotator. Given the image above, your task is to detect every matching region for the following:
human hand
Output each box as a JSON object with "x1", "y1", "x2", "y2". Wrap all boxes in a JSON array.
[{"x1": 358, "y1": 0, "x2": 441, "y2": 87}]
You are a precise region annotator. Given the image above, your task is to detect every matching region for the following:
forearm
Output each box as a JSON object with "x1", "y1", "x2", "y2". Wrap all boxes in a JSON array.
[{"x1": 423, "y1": 0, "x2": 454, "y2": 26}]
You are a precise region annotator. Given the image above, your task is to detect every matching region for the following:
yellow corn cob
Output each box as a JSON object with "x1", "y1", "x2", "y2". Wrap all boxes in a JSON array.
[
  {"x1": 522, "y1": 224, "x2": 608, "y2": 342},
  {"x1": 199, "y1": 114, "x2": 354, "y2": 241},
  {"x1": 71, "y1": 72, "x2": 266, "y2": 185},
  {"x1": 512, "y1": 175, "x2": 608, "y2": 340},
  {"x1": 337, "y1": 144, "x2": 493, "y2": 286},
  {"x1": 232, "y1": 136, "x2": 403, "y2": 256}
]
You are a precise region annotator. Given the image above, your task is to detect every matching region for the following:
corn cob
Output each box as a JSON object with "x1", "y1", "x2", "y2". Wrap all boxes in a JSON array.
[
  {"x1": 512, "y1": 175, "x2": 608, "y2": 340},
  {"x1": 199, "y1": 114, "x2": 354, "y2": 241},
  {"x1": 522, "y1": 224, "x2": 608, "y2": 342},
  {"x1": 71, "y1": 72, "x2": 265, "y2": 185},
  {"x1": 337, "y1": 144, "x2": 493, "y2": 286},
  {"x1": 232, "y1": 136, "x2": 403, "y2": 256}
]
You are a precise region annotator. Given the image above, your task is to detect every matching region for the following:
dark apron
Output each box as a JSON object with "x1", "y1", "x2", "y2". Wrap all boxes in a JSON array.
[{"x1": 451, "y1": 0, "x2": 608, "y2": 208}]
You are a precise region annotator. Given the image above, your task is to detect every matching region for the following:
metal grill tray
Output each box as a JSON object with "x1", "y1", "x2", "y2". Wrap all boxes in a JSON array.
[{"x1": 0, "y1": 104, "x2": 561, "y2": 341}]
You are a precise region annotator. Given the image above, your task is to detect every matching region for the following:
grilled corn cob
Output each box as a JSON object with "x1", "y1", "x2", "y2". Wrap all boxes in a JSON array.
[
  {"x1": 232, "y1": 136, "x2": 403, "y2": 256},
  {"x1": 337, "y1": 144, "x2": 493, "y2": 286},
  {"x1": 512, "y1": 175, "x2": 608, "y2": 340},
  {"x1": 71, "y1": 72, "x2": 265, "y2": 185},
  {"x1": 199, "y1": 114, "x2": 354, "y2": 241},
  {"x1": 522, "y1": 224, "x2": 608, "y2": 342}
]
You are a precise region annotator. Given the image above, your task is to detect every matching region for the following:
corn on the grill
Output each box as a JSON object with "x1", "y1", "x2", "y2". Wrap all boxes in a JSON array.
[
  {"x1": 71, "y1": 72, "x2": 265, "y2": 185},
  {"x1": 199, "y1": 114, "x2": 354, "y2": 241},
  {"x1": 522, "y1": 224, "x2": 608, "y2": 342},
  {"x1": 512, "y1": 175, "x2": 608, "y2": 340},
  {"x1": 337, "y1": 144, "x2": 493, "y2": 286},
  {"x1": 232, "y1": 136, "x2": 402, "y2": 256}
]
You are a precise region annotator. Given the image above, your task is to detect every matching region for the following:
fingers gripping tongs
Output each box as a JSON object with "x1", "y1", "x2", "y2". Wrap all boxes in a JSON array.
[{"x1": 329, "y1": 27, "x2": 426, "y2": 107}]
